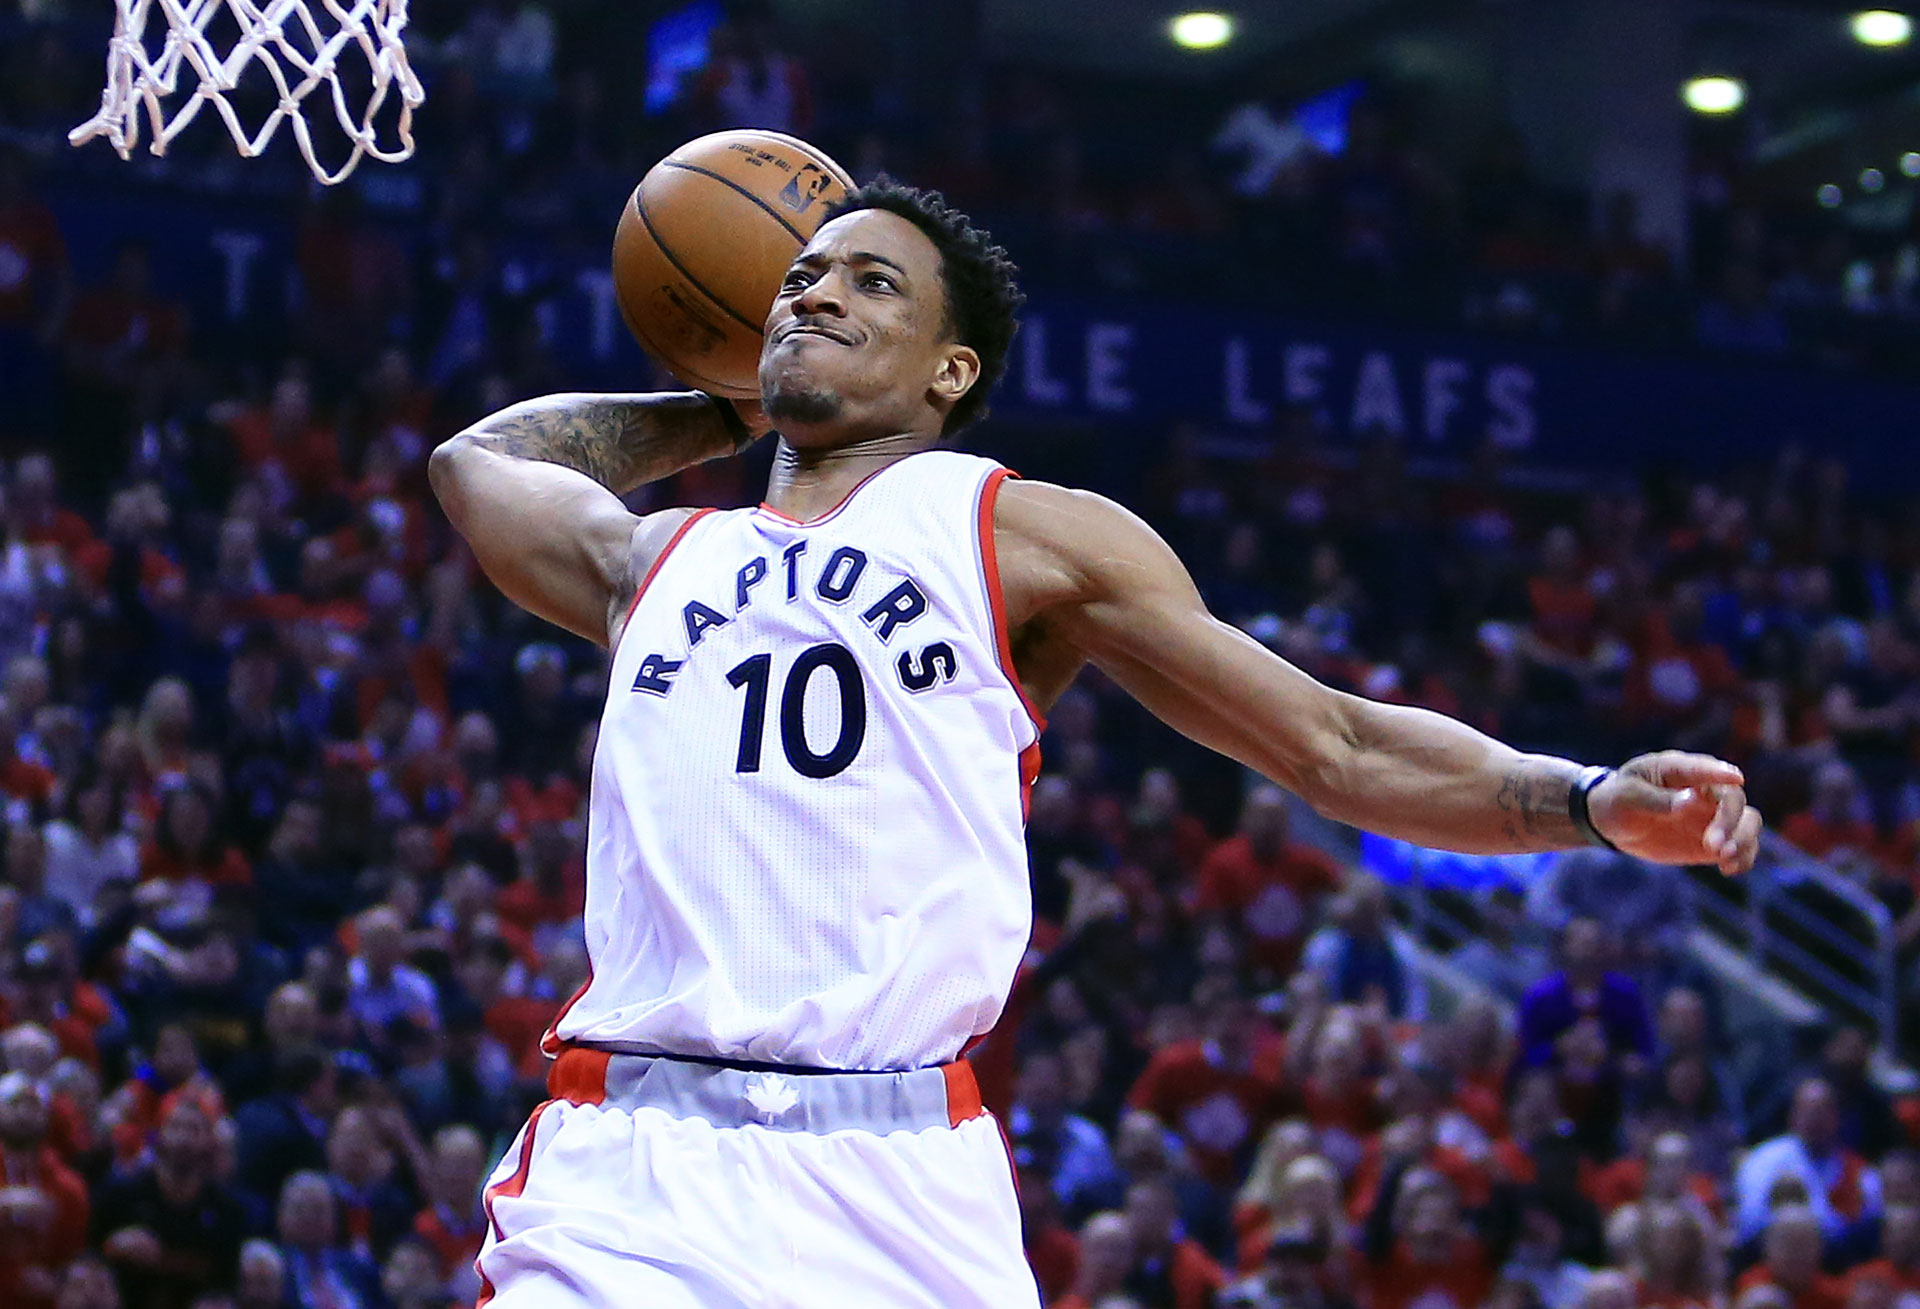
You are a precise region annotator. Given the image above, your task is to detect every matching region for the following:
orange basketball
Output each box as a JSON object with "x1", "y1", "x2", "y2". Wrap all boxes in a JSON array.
[{"x1": 611, "y1": 130, "x2": 856, "y2": 398}]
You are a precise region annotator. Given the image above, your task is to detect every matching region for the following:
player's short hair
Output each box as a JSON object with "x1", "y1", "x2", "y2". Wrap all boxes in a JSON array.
[{"x1": 822, "y1": 178, "x2": 1024, "y2": 435}]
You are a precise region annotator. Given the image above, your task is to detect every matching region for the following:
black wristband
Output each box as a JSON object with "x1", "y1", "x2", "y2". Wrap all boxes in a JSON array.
[
  {"x1": 700, "y1": 391, "x2": 754, "y2": 453},
  {"x1": 1568, "y1": 765, "x2": 1622, "y2": 852}
]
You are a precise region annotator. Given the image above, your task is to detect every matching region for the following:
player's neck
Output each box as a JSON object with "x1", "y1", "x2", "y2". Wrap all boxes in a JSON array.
[{"x1": 763, "y1": 432, "x2": 936, "y2": 521}]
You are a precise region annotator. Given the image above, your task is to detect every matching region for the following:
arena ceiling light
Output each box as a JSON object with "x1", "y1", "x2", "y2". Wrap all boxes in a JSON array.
[
  {"x1": 1682, "y1": 76, "x2": 1746, "y2": 114},
  {"x1": 1169, "y1": 11, "x2": 1234, "y2": 50},
  {"x1": 1851, "y1": 10, "x2": 1913, "y2": 46},
  {"x1": 1903, "y1": 152, "x2": 1920, "y2": 177}
]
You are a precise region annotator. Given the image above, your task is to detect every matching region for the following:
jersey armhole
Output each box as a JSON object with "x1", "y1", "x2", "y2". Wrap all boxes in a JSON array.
[
  {"x1": 611, "y1": 507, "x2": 716, "y2": 654},
  {"x1": 974, "y1": 468, "x2": 1048, "y2": 737}
]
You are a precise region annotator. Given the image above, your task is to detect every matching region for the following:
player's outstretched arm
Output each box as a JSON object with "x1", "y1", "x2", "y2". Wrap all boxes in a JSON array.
[
  {"x1": 429, "y1": 392, "x2": 764, "y2": 647},
  {"x1": 996, "y1": 481, "x2": 1761, "y2": 874}
]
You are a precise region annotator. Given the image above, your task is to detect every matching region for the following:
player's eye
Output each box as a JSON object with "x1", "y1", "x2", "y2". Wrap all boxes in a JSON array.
[
  {"x1": 861, "y1": 272, "x2": 896, "y2": 292},
  {"x1": 780, "y1": 269, "x2": 812, "y2": 291}
]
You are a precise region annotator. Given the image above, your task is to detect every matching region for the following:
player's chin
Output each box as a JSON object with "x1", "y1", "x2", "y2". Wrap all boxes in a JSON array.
[{"x1": 762, "y1": 375, "x2": 844, "y2": 432}]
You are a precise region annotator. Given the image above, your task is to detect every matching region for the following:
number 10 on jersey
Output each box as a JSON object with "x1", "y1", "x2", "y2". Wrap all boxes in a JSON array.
[{"x1": 726, "y1": 643, "x2": 867, "y2": 779}]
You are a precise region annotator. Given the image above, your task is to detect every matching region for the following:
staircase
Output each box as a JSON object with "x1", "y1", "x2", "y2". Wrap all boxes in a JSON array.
[{"x1": 1287, "y1": 789, "x2": 1915, "y2": 1110}]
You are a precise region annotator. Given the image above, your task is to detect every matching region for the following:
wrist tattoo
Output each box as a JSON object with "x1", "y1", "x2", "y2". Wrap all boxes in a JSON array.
[{"x1": 1495, "y1": 763, "x2": 1579, "y2": 848}]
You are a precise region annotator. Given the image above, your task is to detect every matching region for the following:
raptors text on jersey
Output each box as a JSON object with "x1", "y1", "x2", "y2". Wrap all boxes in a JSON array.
[{"x1": 547, "y1": 452, "x2": 1044, "y2": 1070}]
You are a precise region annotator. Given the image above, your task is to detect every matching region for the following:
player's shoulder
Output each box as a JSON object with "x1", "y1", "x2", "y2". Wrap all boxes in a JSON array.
[
  {"x1": 996, "y1": 477, "x2": 1150, "y2": 540},
  {"x1": 993, "y1": 479, "x2": 1184, "y2": 624},
  {"x1": 996, "y1": 478, "x2": 1173, "y2": 574},
  {"x1": 627, "y1": 505, "x2": 714, "y2": 574},
  {"x1": 608, "y1": 506, "x2": 720, "y2": 647}
]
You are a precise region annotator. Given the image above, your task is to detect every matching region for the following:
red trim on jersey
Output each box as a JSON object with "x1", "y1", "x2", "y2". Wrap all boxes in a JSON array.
[
  {"x1": 944, "y1": 1058, "x2": 986, "y2": 1127},
  {"x1": 475, "y1": 1100, "x2": 551, "y2": 1307},
  {"x1": 538, "y1": 979, "x2": 591, "y2": 1059},
  {"x1": 617, "y1": 507, "x2": 717, "y2": 637},
  {"x1": 546, "y1": 1047, "x2": 612, "y2": 1105},
  {"x1": 976, "y1": 468, "x2": 1048, "y2": 736},
  {"x1": 755, "y1": 463, "x2": 892, "y2": 527}
]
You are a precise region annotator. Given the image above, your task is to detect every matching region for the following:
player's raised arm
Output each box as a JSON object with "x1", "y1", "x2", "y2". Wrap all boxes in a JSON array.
[
  {"x1": 428, "y1": 391, "x2": 764, "y2": 647},
  {"x1": 995, "y1": 480, "x2": 1762, "y2": 874}
]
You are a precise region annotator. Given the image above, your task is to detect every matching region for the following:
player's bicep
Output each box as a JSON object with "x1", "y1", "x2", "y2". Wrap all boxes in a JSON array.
[
  {"x1": 429, "y1": 437, "x2": 640, "y2": 646},
  {"x1": 1016, "y1": 485, "x2": 1357, "y2": 799},
  {"x1": 1079, "y1": 589, "x2": 1357, "y2": 801}
]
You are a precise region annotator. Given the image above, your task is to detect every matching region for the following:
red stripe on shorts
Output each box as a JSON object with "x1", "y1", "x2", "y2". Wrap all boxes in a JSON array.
[{"x1": 474, "y1": 1100, "x2": 551, "y2": 1308}]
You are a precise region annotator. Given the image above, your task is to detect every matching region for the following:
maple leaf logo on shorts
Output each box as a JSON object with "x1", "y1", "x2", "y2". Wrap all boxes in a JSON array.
[{"x1": 744, "y1": 1074, "x2": 800, "y2": 1123}]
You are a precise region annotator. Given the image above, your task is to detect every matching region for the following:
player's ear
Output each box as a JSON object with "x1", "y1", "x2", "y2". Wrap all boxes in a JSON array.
[{"x1": 931, "y1": 344, "x2": 980, "y2": 407}]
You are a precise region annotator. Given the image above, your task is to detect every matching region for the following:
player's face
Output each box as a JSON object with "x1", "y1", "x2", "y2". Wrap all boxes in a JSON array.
[{"x1": 760, "y1": 210, "x2": 980, "y2": 447}]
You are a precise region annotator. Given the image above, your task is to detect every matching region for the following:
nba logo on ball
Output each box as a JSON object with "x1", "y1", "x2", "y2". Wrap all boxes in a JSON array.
[{"x1": 779, "y1": 163, "x2": 833, "y2": 213}]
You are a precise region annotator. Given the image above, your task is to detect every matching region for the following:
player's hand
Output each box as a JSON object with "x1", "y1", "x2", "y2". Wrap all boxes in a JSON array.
[
  {"x1": 732, "y1": 398, "x2": 774, "y2": 441},
  {"x1": 1588, "y1": 750, "x2": 1763, "y2": 875}
]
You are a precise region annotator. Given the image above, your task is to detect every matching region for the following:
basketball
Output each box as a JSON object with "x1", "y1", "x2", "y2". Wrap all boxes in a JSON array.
[{"x1": 611, "y1": 130, "x2": 857, "y2": 398}]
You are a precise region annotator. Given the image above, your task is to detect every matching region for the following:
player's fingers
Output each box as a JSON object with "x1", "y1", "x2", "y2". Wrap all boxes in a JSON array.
[
  {"x1": 1614, "y1": 777, "x2": 1731, "y2": 834},
  {"x1": 1703, "y1": 784, "x2": 1748, "y2": 851},
  {"x1": 1630, "y1": 750, "x2": 1745, "y2": 792},
  {"x1": 1718, "y1": 807, "x2": 1765, "y2": 876},
  {"x1": 1603, "y1": 773, "x2": 1689, "y2": 817}
]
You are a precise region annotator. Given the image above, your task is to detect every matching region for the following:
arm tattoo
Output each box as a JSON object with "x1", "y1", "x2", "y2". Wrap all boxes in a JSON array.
[
  {"x1": 461, "y1": 392, "x2": 743, "y2": 496},
  {"x1": 1494, "y1": 763, "x2": 1579, "y2": 848}
]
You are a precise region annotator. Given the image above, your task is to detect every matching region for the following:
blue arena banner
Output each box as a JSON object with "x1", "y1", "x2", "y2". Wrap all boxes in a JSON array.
[
  {"x1": 990, "y1": 300, "x2": 1920, "y2": 481},
  {"x1": 48, "y1": 188, "x2": 1920, "y2": 482}
]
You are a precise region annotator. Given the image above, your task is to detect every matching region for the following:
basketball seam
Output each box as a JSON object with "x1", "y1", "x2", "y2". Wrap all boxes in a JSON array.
[
  {"x1": 631, "y1": 190, "x2": 765, "y2": 336},
  {"x1": 658, "y1": 159, "x2": 811, "y2": 245}
]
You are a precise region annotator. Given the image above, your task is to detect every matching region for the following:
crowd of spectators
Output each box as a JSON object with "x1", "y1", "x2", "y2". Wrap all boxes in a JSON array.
[
  {"x1": 3, "y1": 1, "x2": 1920, "y2": 381},
  {"x1": 0, "y1": 213, "x2": 1917, "y2": 1307},
  {"x1": 1, "y1": 4, "x2": 1920, "y2": 1309}
]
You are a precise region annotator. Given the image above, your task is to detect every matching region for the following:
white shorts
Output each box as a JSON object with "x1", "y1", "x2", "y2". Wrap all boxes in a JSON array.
[{"x1": 475, "y1": 1049, "x2": 1041, "y2": 1308}]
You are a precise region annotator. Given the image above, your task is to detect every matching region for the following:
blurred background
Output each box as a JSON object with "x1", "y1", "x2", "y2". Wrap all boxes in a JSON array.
[{"x1": 3, "y1": 1, "x2": 1920, "y2": 1306}]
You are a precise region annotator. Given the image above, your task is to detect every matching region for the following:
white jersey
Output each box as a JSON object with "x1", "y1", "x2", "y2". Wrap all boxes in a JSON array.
[{"x1": 549, "y1": 450, "x2": 1043, "y2": 1071}]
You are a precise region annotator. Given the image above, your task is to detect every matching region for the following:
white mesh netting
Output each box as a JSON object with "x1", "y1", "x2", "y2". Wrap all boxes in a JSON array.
[{"x1": 68, "y1": 0, "x2": 426, "y2": 186}]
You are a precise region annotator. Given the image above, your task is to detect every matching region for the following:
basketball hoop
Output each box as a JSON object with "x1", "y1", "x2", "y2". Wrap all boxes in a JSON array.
[{"x1": 68, "y1": 0, "x2": 425, "y2": 186}]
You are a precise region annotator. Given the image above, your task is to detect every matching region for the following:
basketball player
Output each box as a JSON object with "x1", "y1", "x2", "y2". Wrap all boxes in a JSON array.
[{"x1": 430, "y1": 181, "x2": 1761, "y2": 1307}]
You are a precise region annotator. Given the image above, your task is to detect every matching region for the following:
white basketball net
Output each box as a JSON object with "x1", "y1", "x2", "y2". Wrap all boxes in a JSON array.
[{"x1": 68, "y1": 0, "x2": 425, "y2": 186}]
